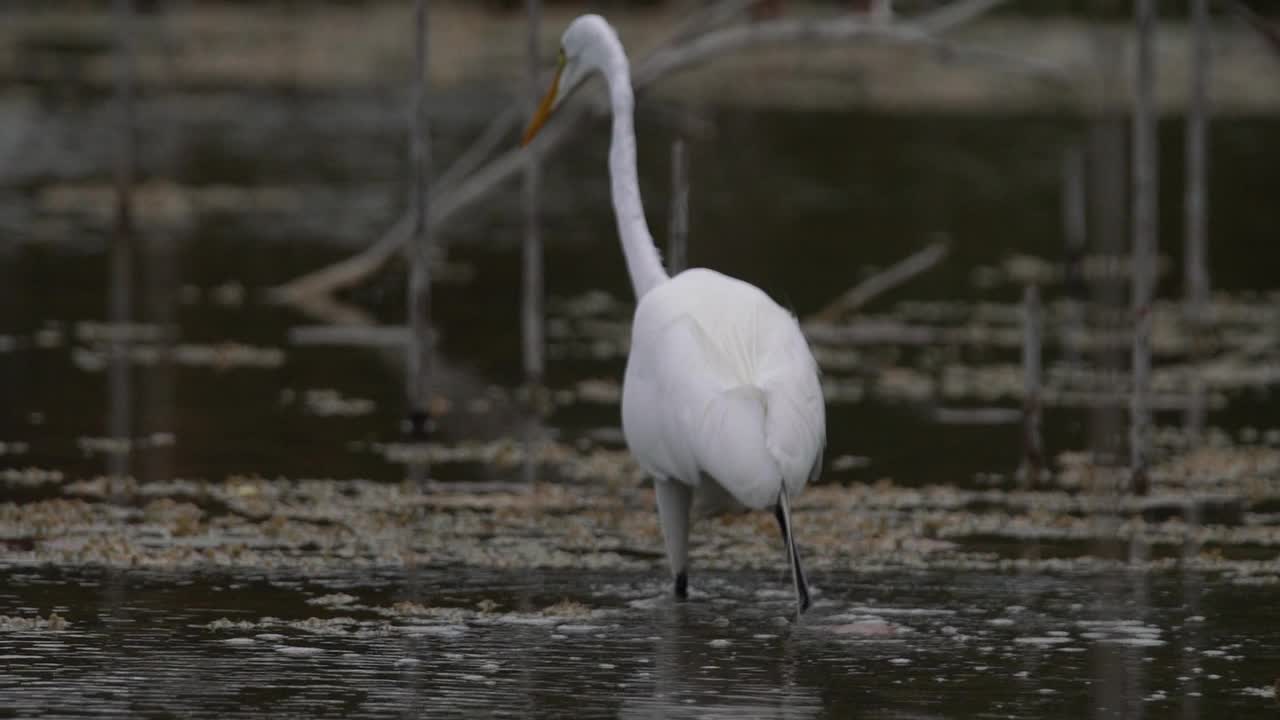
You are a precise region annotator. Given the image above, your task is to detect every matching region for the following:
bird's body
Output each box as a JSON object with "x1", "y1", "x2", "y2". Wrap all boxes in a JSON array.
[
  {"x1": 623, "y1": 268, "x2": 824, "y2": 512},
  {"x1": 523, "y1": 14, "x2": 825, "y2": 614}
]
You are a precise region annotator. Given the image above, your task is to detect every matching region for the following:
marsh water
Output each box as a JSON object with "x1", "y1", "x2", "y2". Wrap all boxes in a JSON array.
[
  {"x1": 2, "y1": 565, "x2": 1277, "y2": 718},
  {"x1": 4, "y1": 39, "x2": 1280, "y2": 718}
]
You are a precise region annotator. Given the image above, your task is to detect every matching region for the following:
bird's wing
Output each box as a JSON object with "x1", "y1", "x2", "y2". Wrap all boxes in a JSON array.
[
  {"x1": 623, "y1": 270, "x2": 826, "y2": 509},
  {"x1": 756, "y1": 316, "x2": 827, "y2": 496}
]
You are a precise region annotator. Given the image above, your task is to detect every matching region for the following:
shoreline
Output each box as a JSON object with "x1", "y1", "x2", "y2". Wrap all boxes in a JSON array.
[{"x1": 2, "y1": 4, "x2": 1278, "y2": 114}]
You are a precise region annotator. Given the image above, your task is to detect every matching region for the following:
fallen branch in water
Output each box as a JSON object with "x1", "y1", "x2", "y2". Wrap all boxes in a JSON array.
[
  {"x1": 271, "y1": 0, "x2": 1044, "y2": 304},
  {"x1": 1224, "y1": 0, "x2": 1280, "y2": 58},
  {"x1": 806, "y1": 241, "x2": 949, "y2": 324}
]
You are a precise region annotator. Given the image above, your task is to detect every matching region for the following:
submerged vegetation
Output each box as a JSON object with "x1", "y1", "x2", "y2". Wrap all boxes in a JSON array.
[{"x1": 3, "y1": 434, "x2": 1278, "y2": 584}]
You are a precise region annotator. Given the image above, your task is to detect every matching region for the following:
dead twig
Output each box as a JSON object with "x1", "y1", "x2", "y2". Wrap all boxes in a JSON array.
[{"x1": 806, "y1": 241, "x2": 948, "y2": 324}]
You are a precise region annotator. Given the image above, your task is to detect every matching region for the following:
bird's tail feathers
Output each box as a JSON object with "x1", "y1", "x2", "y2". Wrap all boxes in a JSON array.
[{"x1": 691, "y1": 384, "x2": 779, "y2": 510}]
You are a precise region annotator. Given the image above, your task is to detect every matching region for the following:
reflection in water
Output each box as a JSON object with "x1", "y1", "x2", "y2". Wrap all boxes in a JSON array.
[
  {"x1": 107, "y1": 0, "x2": 135, "y2": 486},
  {"x1": 104, "y1": 0, "x2": 137, "y2": 710},
  {"x1": 624, "y1": 607, "x2": 820, "y2": 719}
]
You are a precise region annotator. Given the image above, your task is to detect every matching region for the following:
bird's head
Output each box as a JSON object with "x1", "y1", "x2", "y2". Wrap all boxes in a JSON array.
[{"x1": 521, "y1": 14, "x2": 618, "y2": 146}]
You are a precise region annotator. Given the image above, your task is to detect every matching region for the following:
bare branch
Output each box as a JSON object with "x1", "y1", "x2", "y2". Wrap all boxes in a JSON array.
[
  {"x1": 663, "y1": 0, "x2": 759, "y2": 44},
  {"x1": 917, "y1": 38, "x2": 1069, "y2": 81},
  {"x1": 270, "y1": 0, "x2": 1030, "y2": 303},
  {"x1": 269, "y1": 219, "x2": 409, "y2": 302},
  {"x1": 806, "y1": 241, "x2": 948, "y2": 324},
  {"x1": 438, "y1": 108, "x2": 520, "y2": 191},
  {"x1": 635, "y1": 17, "x2": 923, "y2": 87},
  {"x1": 270, "y1": 109, "x2": 514, "y2": 303},
  {"x1": 915, "y1": 0, "x2": 1008, "y2": 34}
]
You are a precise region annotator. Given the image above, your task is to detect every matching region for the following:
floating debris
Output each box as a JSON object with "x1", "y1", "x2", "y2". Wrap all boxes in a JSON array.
[
  {"x1": 825, "y1": 619, "x2": 899, "y2": 638},
  {"x1": 74, "y1": 322, "x2": 163, "y2": 344},
  {"x1": 274, "y1": 645, "x2": 325, "y2": 656},
  {"x1": 1013, "y1": 636, "x2": 1073, "y2": 646},
  {"x1": 71, "y1": 343, "x2": 285, "y2": 372},
  {"x1": 210, "y1": 282, "x2": 246, "y2": 307},
  {"x1": 0, "y1": 613, "x2": 68, "y2": 632},
  {"x1": 556, "y1": 624, "x2": 605, "y2": 635},
  {"x1": 307, "y1": 592, "x2": 358, "y2": 607},
  {"x1": 541, "y1": 599, "x2": 593, "y2": 618},
  {"x1": 303, "y1": 389, "x2": 376, "y2": 418},
  {"x1": 1, "y1": 467, "x2": 62, "y2": 487},
  {"x1": 1241, "y1": 685, "x2": 1277, "y2": 700}
]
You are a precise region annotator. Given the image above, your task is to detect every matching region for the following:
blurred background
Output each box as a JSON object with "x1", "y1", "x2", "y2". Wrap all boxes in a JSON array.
[{"x1": 1, "y1": 0, "x2": 1279, "y2": 717}]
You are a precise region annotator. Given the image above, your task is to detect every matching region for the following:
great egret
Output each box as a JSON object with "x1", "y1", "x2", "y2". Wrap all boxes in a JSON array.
[{"x1": 522, "y1": 15, "x2": 825, "y2": 615}]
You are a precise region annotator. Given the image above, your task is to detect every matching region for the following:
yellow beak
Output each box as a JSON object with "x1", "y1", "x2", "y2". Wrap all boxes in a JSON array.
[{"x1": 521, "y1": 64, "x2": 562, "y2": 147}]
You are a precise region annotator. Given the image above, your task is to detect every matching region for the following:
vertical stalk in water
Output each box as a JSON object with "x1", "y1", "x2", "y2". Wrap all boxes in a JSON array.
[
  {"x1": 109, "y1": 0, "x2": 136, "y2": 484},
  {"x1": 520, "y1": 0, "x2": 545, "y2": 493},
  {"x1": 105, "y1": 0, "x2": 137, "y2": 664},
  {"x1": 1130, "y1": 0, "x2": 1157, "y2": 495},
  {"x1": 407, "y1": 0, "x2": 433, "y2": 437},
  {"x1": 142, "y1": 233, "x2": 176, "y2": 485},
  {"x1": 668, "y1": 139, "x2": 688, "y2": 275},
  {"x1": 1061, "y1": 145, "x2": 1086, "y2": 300},
  {"x1": 402, "y1": 0, "x2": 433, "y2": 665},
  {"x1": 1183, "y1": 0, "x2": 1211, "y2": 442},
  {"x1": 522, "y1": 0, "x2": 545, "y2": 385},
  {"x1": 1184, "y1": 0, "x2": 1211, "y2": 322},
  {"x1": 1021, "y1": 285, "x2": 1043, "y2": 488},
  {"x1": 1180, "y1": 14, "x2": 1210, "y2": 708},
  {"x1": 1059, "y1": 144, "x2": 1087, "y2": 371}
]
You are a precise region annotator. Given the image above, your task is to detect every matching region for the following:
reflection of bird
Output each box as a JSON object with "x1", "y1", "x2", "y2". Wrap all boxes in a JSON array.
[{"x1": 522, "y1": 15, "x2": 825, "y2": 615}]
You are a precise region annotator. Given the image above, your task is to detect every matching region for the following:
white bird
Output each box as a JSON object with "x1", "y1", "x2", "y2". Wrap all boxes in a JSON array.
[{"x1": 522, "y1": 14, "x2": 825, "y2": 615}]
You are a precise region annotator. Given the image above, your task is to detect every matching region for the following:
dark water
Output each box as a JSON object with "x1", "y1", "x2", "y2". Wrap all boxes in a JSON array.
[
  {"x1": 3, "y1": 32, "x2": 1280, "y2": 717},
  {"x1": 4, "y1": 96, "x2": 1278, "y2": 485},
  {"x1": 2, "y1": 566, "x2": 1277, "y2": 718}
]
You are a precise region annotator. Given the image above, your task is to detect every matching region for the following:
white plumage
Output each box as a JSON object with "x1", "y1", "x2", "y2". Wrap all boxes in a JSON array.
[
  {"x1": 523, "y1": 14, "x2": 825, "y2": 614},
  {"x1": 623, "y1": 269, "x2": 825, "y2": 510}
]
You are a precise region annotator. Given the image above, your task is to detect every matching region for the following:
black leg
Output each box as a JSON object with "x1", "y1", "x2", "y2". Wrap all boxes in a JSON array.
[
  {"x1": 775, "y1": 501, "x2": 811, "y2": 613},
  {"x1": 792, "y1": 553, "x2": 811, "y2": 612},
  {"x1": 674, "y1": 570, "x2": 688, "y2": 600}
]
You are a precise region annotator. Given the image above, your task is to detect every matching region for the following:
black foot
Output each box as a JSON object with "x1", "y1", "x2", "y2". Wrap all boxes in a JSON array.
[{"x1": 674, "y1": 570, "x2": 688, "y2": 600}]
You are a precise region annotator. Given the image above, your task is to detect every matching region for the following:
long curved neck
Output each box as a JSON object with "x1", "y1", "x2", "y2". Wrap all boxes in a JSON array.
[{"x1": 599, "y1": 52, "x2": 667, "y2": 299}]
